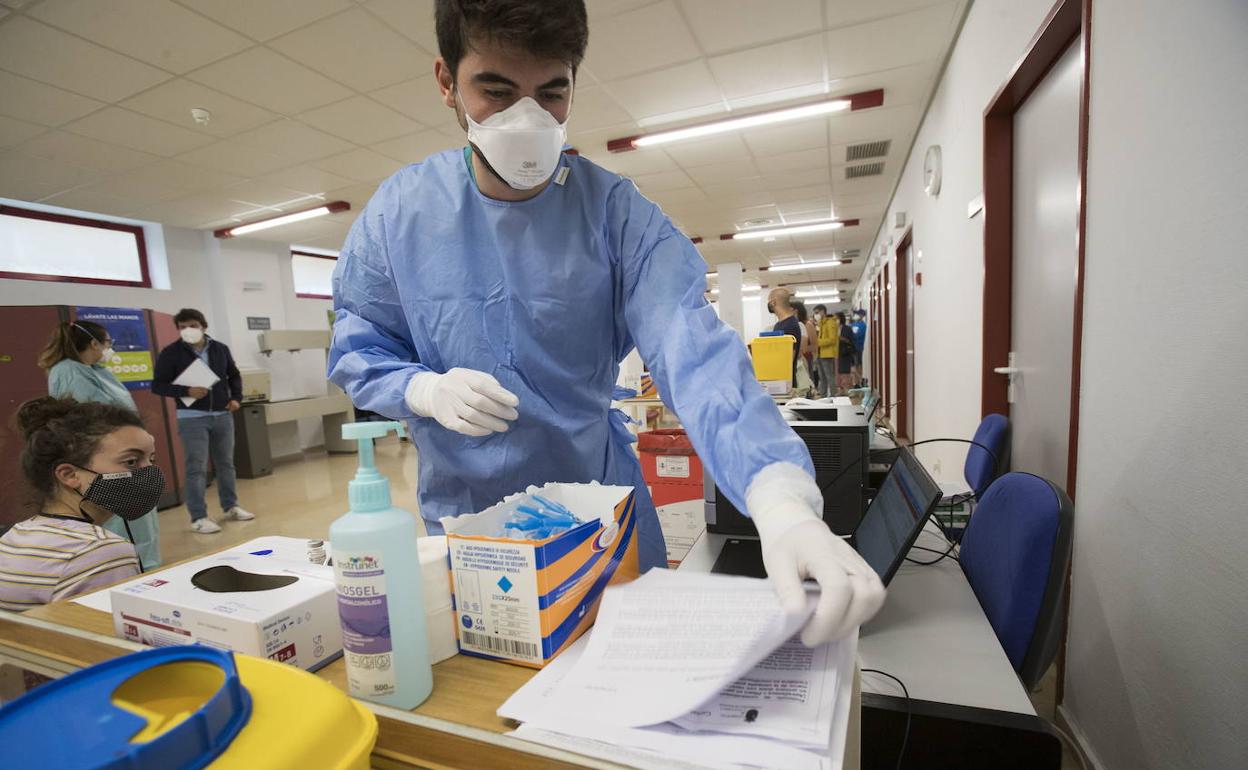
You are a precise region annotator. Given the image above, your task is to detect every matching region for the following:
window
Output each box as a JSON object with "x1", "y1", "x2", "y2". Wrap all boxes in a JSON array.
[
  {"x1": 291, "y1": 250, "x2": 337, "y2": 299},
  {"x1": 0, "y1": 205, "x2": 151, "y2": 287}
]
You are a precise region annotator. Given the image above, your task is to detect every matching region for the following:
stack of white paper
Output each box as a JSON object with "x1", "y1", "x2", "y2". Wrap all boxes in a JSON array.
[
  {"x1": 173, "y1": 358, "x2": 220, "y2": 407},
  {"x1": 499, "y1": 570, "x2": 857, "y2": 770}
]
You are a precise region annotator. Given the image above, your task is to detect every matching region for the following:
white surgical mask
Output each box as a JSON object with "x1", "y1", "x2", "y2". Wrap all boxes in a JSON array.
[
  {"x1": 180, "y1": 327, "x2": 204, "y2": 345},
  {"x1": 100, "y1": 347, "x2": 115, "y2": 362},
  {"x1": 462, "y1": 94, "x2": 568, "y2": 190}
]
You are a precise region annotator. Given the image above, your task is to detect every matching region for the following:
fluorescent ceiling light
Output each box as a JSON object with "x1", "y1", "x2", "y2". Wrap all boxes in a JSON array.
[
  {"x1": 733, "y1": 221, "x2": 844, "y2": 241},
  {"x1": 709, "y1": 287, "x2": 760, "y2": 295},
  {"x1": 215, "y1": 201, "x2": 349, "y2": 238},
  {"x1": 796, "y1": 289, "x2": 841, "y2": 298},
  {"x1": 767, "y1": 259, "x2": 844, "y2": 272},
  {"x1": 632, "y1": 99, "x2": 850, "y2": 148},
  {"x1": 803, "y1": 295, "x2": 846, "y2": 304}
]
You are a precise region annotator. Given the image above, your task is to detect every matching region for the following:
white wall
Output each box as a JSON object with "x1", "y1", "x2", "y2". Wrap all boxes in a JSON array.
[
  {"x1": 856, "y1": 0, "x2": 1059, "y2": 478},
  {"x1": 0, "y1": 220, "x2": 334, "y2": 456},
  {"x1": 1063, "y1": 1, "x2": 1248, "y2": 768}
]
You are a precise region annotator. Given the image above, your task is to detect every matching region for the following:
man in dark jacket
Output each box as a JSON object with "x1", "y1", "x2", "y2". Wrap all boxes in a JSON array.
[{"x1": 152, "y1": 308, "x2": 256, "y2": 534}]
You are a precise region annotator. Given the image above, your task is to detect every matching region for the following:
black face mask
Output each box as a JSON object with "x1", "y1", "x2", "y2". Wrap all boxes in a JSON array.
[
  {"x1": 767, "y1": 302, "x2": 776, "y2": 314},
  {"x1": 74, "y1": 464, "x2": 165, "y2": 521}
]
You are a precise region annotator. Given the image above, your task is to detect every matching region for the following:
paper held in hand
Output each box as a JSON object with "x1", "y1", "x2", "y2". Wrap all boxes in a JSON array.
[
  {"x1": 174, "y1": 357, "x2": 220, "y2": 407},
  {"x1": 499, "y1": 570, "x2": 858, "y2": 770}
]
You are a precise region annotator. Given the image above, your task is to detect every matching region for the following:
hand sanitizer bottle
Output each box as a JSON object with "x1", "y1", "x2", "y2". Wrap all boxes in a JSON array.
[{"x1": 330, "y1": 421, "x2": 433, "y2": 709}]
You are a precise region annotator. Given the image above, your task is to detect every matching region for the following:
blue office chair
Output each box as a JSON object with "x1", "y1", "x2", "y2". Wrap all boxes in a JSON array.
[
  {"x1": 965, "y1": 413, "x2": 1010, "y2": 497},
  {"x1": 959, "y1": 472, "x2": 1074, "y2": 690}
]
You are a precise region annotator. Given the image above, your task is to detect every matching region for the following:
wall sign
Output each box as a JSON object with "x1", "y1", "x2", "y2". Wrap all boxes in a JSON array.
[
  {"x1": 76, "y1": 306, "x2": 153, "y2": 391},
  {"x1": 247, "y1": 316, "x2": 272, "y2": 330}
]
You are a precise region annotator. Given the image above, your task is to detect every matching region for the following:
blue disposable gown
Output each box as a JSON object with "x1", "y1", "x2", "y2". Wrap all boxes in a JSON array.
[{"x1": 328, "y1": 149, "x2": 814, "y2": 571}]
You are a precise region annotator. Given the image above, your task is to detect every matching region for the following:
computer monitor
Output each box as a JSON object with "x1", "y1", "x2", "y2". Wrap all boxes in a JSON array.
[{"x1": 852, "y1": 443, "x2": 943, "y2": 585}]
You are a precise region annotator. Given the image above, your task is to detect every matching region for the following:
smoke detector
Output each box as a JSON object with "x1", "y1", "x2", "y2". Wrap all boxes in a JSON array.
[{"x1": 190, "y1": 107, "x2": 212, "y2": 126}]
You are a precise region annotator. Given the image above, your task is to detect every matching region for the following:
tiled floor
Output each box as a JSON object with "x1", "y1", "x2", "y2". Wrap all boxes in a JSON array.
[
  {"x1": 155, "y1": 437, "x2": 425, "y2": 567},
  {"x1": 156, "y1": 441, "x2": 1087, "y2": 769}
]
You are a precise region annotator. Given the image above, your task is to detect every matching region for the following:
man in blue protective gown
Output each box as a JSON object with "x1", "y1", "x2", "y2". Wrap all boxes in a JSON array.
[{"x1": 327, "y1": 0, "x2": 884, "y2": 647}]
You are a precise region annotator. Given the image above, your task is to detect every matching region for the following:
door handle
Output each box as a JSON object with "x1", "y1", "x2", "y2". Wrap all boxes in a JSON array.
[
  {"x1": 997, "y1": 353, "x2": 1019, "y2": 405},
  {"x1": 993, "y1": 367, "x2": 1021, "y2": 375}
]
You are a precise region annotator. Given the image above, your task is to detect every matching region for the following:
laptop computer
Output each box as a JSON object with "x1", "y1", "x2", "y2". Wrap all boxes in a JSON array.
[{"x1": 711, "y1": 444, "x2": 943, "y2": 586}]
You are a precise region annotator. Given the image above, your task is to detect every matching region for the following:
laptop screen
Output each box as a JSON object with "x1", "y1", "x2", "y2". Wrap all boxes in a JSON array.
[{"x1": 854, "y1": 444, "x2": 942, "y2": 584}]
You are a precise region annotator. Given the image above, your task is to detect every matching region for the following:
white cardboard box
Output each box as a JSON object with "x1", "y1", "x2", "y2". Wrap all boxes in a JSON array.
[{"x1": 110, "y1": 552, "x2": 342, "y2": 672}]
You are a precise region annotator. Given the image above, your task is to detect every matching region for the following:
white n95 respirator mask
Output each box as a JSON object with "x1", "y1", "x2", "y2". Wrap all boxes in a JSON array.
[
  {"x1": 463, "y1": 95, "x2": 568, "y2": 190},
  {"x1": 180, "y1": 327, "x2": 204, "y2": 345}
]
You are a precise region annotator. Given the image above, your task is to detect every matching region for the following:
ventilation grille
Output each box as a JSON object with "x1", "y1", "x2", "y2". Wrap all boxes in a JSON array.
[
  {"x1": 842, "y1": 249, "x2": 861, "y2": 258},
  {"x1": 846, "y1": 162, "x2": 885, "y2": 179},
  {"x1": 846, "y1": 140, "x2": 890, "y2": 162}
]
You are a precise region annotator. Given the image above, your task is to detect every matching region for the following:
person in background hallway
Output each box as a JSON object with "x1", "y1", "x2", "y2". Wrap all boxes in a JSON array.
[
  {"x1": 814, "y1": 305, "x2": 838, "y2": 398},
  {"x1": 836, "y1": 313, "x2": 857, "y2": 394},
  {"x1": 151, "y1": 309, "x2": 255, "y2": 535},
  {"x1": 850, "y1": 309, "x2": 868, "y2": 387},
  {"x1": 38, "y1": 321, "x2": 161, "y2": 568},
  {"x1": 767, "y1": 289, "x2": 803, "y2": 391},
  {"x1": 0, "y1": 397, "x2": 153, "y2": 611},
  {"x1": 792, "y1": 301, "x2": 816, "y2": 397}
]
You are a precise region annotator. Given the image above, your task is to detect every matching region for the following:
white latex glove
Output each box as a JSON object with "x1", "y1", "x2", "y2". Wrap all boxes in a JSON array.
[
  {"x1": 405, "y1": 368, "x2": 520, "y2": 437},
  {"x1": 748, "y1": 462, "x2": 886, "y2": 647}
]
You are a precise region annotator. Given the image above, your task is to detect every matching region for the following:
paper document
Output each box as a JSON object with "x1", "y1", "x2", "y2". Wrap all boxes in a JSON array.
[
  {"x1": 173, "y1": 358, "x2": 220, "y2": 406},
  {"x1": 499, "y1": 587, "x2": 858, "y2": 770},
  {"x1": 531, "y1": 569, "x2": 813, "y2": 727}
]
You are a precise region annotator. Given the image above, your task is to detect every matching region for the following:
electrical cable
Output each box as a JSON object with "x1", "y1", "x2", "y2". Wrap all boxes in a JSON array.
[
  {"x1": 861, "y1": 668, "x2": 911, "y2": 770},
  {"x1": 122, "y1": 518, "x2": 145, "y2": 573}
]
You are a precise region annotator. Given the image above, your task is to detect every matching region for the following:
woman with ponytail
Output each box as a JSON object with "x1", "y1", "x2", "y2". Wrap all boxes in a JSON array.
[{"x1": 38, "y1": 321, "x2": 162, "y2": 568}]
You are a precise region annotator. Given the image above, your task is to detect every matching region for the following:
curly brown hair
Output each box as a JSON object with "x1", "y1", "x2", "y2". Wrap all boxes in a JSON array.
[{"x1": 15, "y1": 396, "x2": 143, "y2": 506}]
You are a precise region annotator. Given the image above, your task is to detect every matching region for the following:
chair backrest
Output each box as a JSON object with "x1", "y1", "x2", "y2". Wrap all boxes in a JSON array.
[
  {"x1": 964, "y1": 413, "x2": 1010, "y2": 496},
  {"x1": 959, "y1": 472, "x2": 1074, "y2": 690}
]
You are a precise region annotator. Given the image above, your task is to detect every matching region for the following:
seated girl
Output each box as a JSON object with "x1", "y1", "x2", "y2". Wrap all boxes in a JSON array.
[{"x1": 0, "y1": 397, "x2": 163, "y2": 611}]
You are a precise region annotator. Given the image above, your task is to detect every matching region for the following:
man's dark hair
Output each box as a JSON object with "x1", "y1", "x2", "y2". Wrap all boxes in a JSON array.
[
  {"x1": 792, "y1": 301, "x2": 808, "y2": 323},
  {"x1": 436, "y1": 0, "x2": 589, "y2": 78},
  {"x1": 173, "y1": 308, "x2": 207, "y2": 327},
  {"x1": 813, "y1": 304, "x2": 828, "y2": 314}
]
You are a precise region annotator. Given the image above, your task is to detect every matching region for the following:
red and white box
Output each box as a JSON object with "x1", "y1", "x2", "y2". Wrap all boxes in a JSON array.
[{"x1": 638, "y1": 429, "x2": 706, "y2": 567}]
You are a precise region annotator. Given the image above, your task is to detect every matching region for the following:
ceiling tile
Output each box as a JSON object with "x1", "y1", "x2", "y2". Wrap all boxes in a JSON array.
[
  {"x1": 176, "y1": 0, "x2": 354, "y2": 41},
  {"x1": 369, "y1": 75, "x2": 450, "y2": 124},
  {"x1": 29, "y1": 0, "x2": 250, "y2": 74},
  {"x1": 741, "y1": 119, "x2": 828, "y2": 156},
  {"x1": 0, "y1": 150, "x2": 102, "y2": 193},
  {"x1": 64, "y1": 107, "x2": 215, "y2": 157},
  {"x1": 231, "y1": 119, "x2": 355, "y2": 164},
  {"x1": 606, "y1": 60, "x2": 722, "y2": 123},
  {"x1": 585, "y1": 0, "x2": 661, "y2": 20},
  {"x1": 645, "y1": 186, "x2": 712, "y2": 210},
  {"x1": 122, "y1": 79, "x2": 280, "y2": 139},
  {"x1": 176, "y1": 140, "x2": 291, "y2": 177},
  {"x1": 0, "y1": 71, "x2": 106, "y2": 127},
  {"x1": 299, "y1": 96, "x2": 421, "y2": 145},
  {"x1": 0, "y1": 115, "x2": 46, "y2": 148},
  {"x1": 187, "y1": 47, "x2": 353, "y2": 115},
  {"x1": 259, "y1": 164, "x2": 355, "y2": 195},
  {"x1": 708, "y1": 33, "x2": 826, "y2": 103},
  {"x1": 826, "y1": 104, "x2": 920, "y2": 145},
  {"x1": 84, "y1": 159, "x2": 242, "y2": 203},
  {"x1": 327, "y1": 181, "x2": 382, "y2": 210},
  {"x1": 757, "y1": 167, "x2": 831, "y2": 192},
  {"x1": 825, "y1": 2, "x2": 957, "y2": 79},
  {"x1": 312, "y1": 149, "x2": 403, "y2": 182},
  {"x1": 138, "y1": 191, "x2": 248, "y2": 228},
  {"x1": 371, "y1": 129, "x2": 461, "y2": 164},
  {"x1": 17, "y1": 131, "x2": 161, "y2": 174},
  {"x1": 583, "y1": 2, "x2": 699, "y2": 81},
  {"x1": 698, "y1": 179, "x2": 775, "y2": 209},
  {"x1": 589, "y1": 145, "x2": 678, "y2": 178},
  {"x1": 364, "y1": 0, "x2": 437, "y2": 52},
  {"x1": 38, "y1": 188, "x2": 147, "y2": 219},
  {"x1": 221, "y1": 179, "x2": 312, "y2": 208},
  {"x1": 567, "y1": 86, "x2": 635, "y2": 134},
  {"x1": 631, "y1": 169, "x2": 696, "y2": 193},
  {"x1": 679, "y1": 0, "x2": 822, "y2": 54},
  {"x1": 824, "y1": 0, "x2": 946, "y2": 29},
  {"x1": 0, "y1": 18, "x2": 171, "y2": 102},
  {"x1": 663, "y1": 134, "x2": 751, "y2": 168},
  {"x1": 269, "y1": 8, "x2": 431, "y2": 93},
  {"x1": 685, "y1": 158, "x2": 761, "y2": 187},
  {"x1": 755, "y1": 147, "x2": 832, "y2": 176}
]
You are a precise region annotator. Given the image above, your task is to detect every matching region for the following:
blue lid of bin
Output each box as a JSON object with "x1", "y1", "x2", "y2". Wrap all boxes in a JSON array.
[
  {"x1": 758, "y1": 331, "x2": 783, "y2": 336},
  {"x1": 0, "y1": 645, "x2": 252, "y2": 770}
]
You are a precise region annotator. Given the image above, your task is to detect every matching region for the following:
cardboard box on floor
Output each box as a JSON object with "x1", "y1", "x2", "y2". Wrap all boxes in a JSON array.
[
  {"x1": 442, "y1": 482, "x2": 638, "y2": 668},
  {"x1": 110, "y1": 551, "x2": 342, "y2": 672}
]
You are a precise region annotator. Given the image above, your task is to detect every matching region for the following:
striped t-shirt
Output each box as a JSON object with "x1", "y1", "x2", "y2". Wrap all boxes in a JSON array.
[{"x1": 0, "y1": 515, "x2": 140, "y2": 612}]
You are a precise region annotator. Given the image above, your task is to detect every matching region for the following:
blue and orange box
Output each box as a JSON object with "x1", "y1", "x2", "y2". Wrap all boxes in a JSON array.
[{"x1": 441, "y1": 483, "x2": 639, "y2": 668}]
